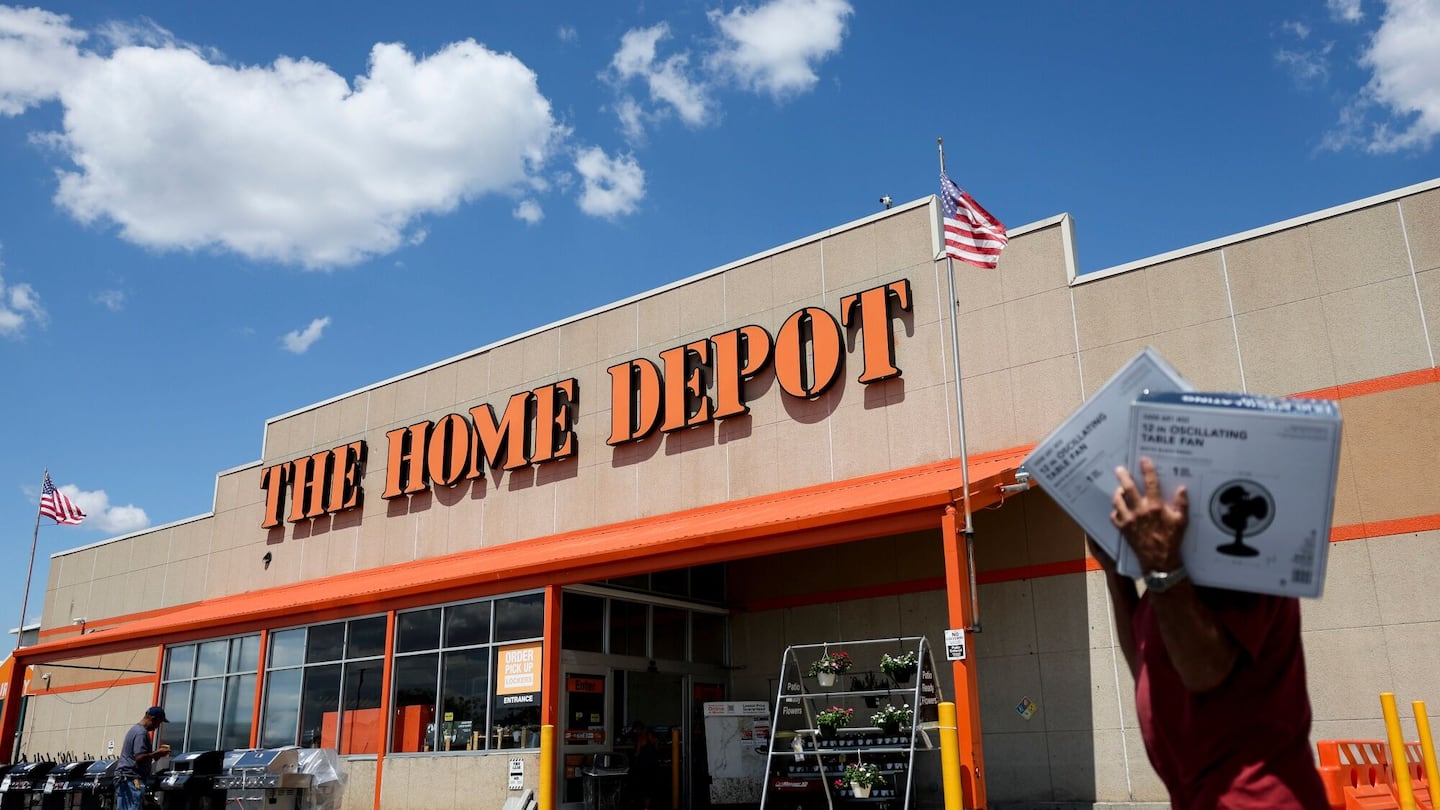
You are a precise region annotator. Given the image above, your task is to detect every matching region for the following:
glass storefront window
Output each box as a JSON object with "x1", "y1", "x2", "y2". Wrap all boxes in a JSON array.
[
  {"x1": 610, "y1": 600, "x2": 647, "y2": 657},
  {"x1": 165, "y1": 646, "x2": 195, "y2": 681},
  {"x1": 390, "y1": 592, "x2": 544, "y2": 753},
  {"x1": 494, "y1": 593, "x2": 543, "y2": 641},
  {"x1": 306, "y1": 623, "x2": 345, "y2": 663},
  {"x1": 391, "y1": 653, "x2": 439, "y2": 753},
  {"x1": 268, "y1": 628, "x2": 305, "y2": 669},
  {"x1": 652, "y1": 607, "x2": 686, "y2": 661},
  {"x1": 297, "y1": 664, "x2": 341, "y2": 749},
  {"x1": 189, "y1": 677, "x2": 223, "y2": 748},
  {"x1": 397, "y1": 609, "x2": 441, "y2": 653},
  {"x1": 260, "y1": 616, "x2": 387, "y2": 755},
  {"x1": 195, "y1": 640, "x2": 227, "y2": 678},
  {"x1": 160, "y1": 633, "x2": 259, "y2": 752},
  {"x1": 259, "y1": 668, "x2": 302, "y2": 749},
  {"x1": 562, "y1": 593, "x2": 603, "y2": 652},
  {"x1": 159, "y1": 681, "x2": 192, "y2": 750},
  {"x1": 349, "y1": 616, "x2": 387, "y2": 658},
  {"x1": 221, "y1": 674, "x2": 255, "y2": 750},
  {"x1": 692, "y1": 612, "x2": 727, "y2": 665}
]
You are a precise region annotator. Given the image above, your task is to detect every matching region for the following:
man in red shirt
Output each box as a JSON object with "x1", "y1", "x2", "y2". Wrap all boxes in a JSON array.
[{"x1": 1097, "y1": 457, "x2": 1328, "y2": 809}]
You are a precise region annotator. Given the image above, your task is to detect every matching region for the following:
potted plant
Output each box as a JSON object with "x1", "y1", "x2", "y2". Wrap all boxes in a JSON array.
[
  {"x1": 869, "y1": 702, "x2": 912, "y2": 735},
  {"x1": 879, "y1": 651, "x2": 918, "y2": 684},
  {"x1": 850, "y1": 671, "x2": 883, "y2": 708},
  {"x1": 834, "y1": 761, "x2": 884, "y2": 799},
  {"x1": 814, "y1": 706, "x2": 854, "y2": 739},
  {"x1": 808, "y1": 650, "x2": 854, "y2": 687}
]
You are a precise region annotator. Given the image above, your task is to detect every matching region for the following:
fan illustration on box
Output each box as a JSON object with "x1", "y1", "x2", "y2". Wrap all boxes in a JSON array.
[{"x1": 1209, "y1": 479, "x2": 1275, "y2": 558}]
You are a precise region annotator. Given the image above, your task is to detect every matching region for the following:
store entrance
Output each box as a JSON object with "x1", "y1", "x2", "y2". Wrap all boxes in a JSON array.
[
  {"x1": 616, "y1": 670, "x2": 685, "y2": 810},
  {"x1": 560, "y1": 667, "x2": 714, "y2": 810}
]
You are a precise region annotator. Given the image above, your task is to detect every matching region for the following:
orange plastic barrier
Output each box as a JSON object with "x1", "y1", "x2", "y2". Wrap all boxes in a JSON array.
[
  {"x1": 1316, "y1": 740, "x2": 1401, "y2": 810},
  {"x1": 1398, "y1": 741, "x2": 1433, "y2": 810}
]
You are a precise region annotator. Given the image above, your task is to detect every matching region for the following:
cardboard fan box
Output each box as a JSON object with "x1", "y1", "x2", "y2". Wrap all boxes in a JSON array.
[
  {"x1": 1119, "y1": 391, "x2": 1342, "y2": 598},
  {"x1": 1023, "y1": 347, "x2": 1343, "y2": 598},
  {"x1": 1022, "y1": 347, "x2": 1192, "y2": 566}
]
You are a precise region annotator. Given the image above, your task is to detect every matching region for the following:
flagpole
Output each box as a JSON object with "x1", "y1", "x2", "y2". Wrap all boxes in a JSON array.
[
  {"x1": 16, "y1": 471, "x2": 45, "y2": 650},
  {"x1": 938, "y1": 138, "x2": 981, "y2": 633}
]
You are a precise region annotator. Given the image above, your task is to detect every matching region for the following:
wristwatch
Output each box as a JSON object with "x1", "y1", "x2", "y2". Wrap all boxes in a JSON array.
[{"x1": 1143, "y1": 566, "x2": 1188, "y2": 593}]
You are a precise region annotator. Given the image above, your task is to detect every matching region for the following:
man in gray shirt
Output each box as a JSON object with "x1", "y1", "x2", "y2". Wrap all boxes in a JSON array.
[{"x1": 116, "y1": 706, "x2": 172, "y2": 810}]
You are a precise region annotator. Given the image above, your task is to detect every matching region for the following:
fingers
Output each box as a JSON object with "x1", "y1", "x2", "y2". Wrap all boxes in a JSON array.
[{"x1": 1139, "y1": 456, "x2": 1161, "y2": 499}]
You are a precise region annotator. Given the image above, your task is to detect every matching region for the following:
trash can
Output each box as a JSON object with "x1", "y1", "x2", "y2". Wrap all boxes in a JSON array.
[{"x1": 582, "y1": 753, "x2": 629, "y2": 810}]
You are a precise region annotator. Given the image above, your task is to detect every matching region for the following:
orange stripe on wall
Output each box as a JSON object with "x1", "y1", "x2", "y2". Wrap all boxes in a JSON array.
[
  {"x1": 27, "y1": 675, "x2": 153, "y2": 697},
  {"x1": 1331, "y1": 513, "x2": 1440, "y2": 542},
  {"x1": 1293, "y1": 367, "x2": 1439, "y2": 401}
]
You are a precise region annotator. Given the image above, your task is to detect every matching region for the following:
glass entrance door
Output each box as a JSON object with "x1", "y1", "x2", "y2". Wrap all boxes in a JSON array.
[{"x1": 618, "y1": 670, "x2": 686, "y2": 810}]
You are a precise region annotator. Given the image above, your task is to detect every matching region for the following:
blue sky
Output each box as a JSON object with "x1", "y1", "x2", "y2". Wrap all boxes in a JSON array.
[{"x1": 2, "y1": 0, "x2": 1439, "y2": 636}]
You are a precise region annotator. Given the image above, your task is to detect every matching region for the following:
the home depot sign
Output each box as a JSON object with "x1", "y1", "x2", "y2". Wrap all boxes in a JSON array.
[{"x1": 259, "y1": 279, "x2": 913, "y2": 528}]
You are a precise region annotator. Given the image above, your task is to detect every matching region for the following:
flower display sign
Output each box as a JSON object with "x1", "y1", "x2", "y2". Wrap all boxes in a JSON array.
[
  {"x1": 870, "y1": 702, "x2": 912, "y2": 729},
  {"x1": 834, "y1": 762, "x2": 884, "y2": 789},
  {"x1": 815, "y1": 706, "x2": 854, "y2": 728},
  {"x1": 808, "y1": 651, "x2": 854, "y2": 676}
]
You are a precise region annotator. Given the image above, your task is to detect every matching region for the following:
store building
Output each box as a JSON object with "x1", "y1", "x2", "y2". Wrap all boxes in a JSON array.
[{"x1": 4, "y1": 177, "x2": 1438, "y2": 809}]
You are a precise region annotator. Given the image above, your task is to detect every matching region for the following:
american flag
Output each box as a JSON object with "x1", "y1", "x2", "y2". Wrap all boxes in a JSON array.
[
  {"x1": 40, "y1": 472, "x2": 86, "y2": 525},
  {"x1": 940, "y1": 170, "x2": 1008, "y2": 269}
]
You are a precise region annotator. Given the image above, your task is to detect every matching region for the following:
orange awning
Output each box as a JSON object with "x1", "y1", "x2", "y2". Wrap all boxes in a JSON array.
[{"x1": 18, "y1": 447, "x2": 1027, "y2": 662}]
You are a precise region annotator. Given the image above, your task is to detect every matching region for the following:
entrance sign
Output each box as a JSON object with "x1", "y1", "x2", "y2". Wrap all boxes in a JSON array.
[{"x1": 497, "y1": 642, "x2": 542, "y2": 695}]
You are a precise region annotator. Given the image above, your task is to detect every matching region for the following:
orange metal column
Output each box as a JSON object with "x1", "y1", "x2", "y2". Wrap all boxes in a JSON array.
[
  {"x1": 373, "y1": 611, "x2": 397, "y2": 810},
  {"x1": 0, "y1": 657, "x2": 28, "y2": 762},
  {"x1": 942, "y1": 504, "x2": 986, "y2": 808}
]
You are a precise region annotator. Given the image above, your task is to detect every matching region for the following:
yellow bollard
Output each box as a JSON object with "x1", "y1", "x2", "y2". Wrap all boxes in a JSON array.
[
  {"x1": 1382, "y1": 693, "x2": 1418, "y2": 810},
  {"x1": 1416, "y1": 701, "x2": 1439, "y2": 805},
  {"x1": 938, "y1": 702, "x2": 963, "y2": 810},
  {"x1": 540, "y1": 724, "x2": 556, "y2": 810}
]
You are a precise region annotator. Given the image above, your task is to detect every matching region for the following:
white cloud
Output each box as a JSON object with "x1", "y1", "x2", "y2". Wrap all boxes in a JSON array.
[
  {"x1": 606, "y1": 23, "x2": 713, "y2": 139},
  {"x1": 1325, "y1": 0, "x2": 1440, "y2": 152},
  {"x1": 0, "y1": 5, "x2": 87, "y2": 115},
  {"x1": 614, "y1": 96, "x2": 648, "y2": 143},
  {"x1": 706, "y1": 0, "x2": 852, "y2": 100},
  {"x1": 557, "y1": 26, "x2": 578, "y2": 44},
  {"x1": 1281, "y1": 20, "x2": 1312, "y2": 39},
  {"x1": 513, "y1": 199, "x2": 543, "y2": 224},
  {"x1": 1, "y1": 11, "x2": 566, "y2": 268},
  {"x1": 0, "y1": 247, "x2": 46, "y2": 337},
  {"x1": 93, "y1": 289, "x2": 126, "y2": 311},
  {"x1": 61, "y1": 484, "x2": 151, "y2": 534},
  {"x1": 1276, "y1": 41, "x2": 1333, "y2": 87},
  {"x1": 282, "y1": 316, "x2": 331, "y2": 353},
  {"x1": 574, "y1": 147, "x2": 644, "y2": 219},
  {"x1": 1329, "y1": 0, "x2": 1365, "y2": 22}
]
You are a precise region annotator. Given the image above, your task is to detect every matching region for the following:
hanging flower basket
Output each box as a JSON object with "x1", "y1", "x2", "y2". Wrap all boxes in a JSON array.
[
  {"x1": 809, "y1": 651, "x2": 854, "y2": 687},
  {"x1": 880, "y1": 651, "x2": 918, "y2": 684},
  {"x1": 835, "y1": 761, "x2": 883, "y2": 797}
]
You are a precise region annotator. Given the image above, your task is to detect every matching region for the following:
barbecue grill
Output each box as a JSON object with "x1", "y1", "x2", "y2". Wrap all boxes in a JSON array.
[
  {"x1": 38, "y1": 761, "x2": 94, "y2": 810},
  {"x1": 153, "y1": 751, "x2": 224, "y2": 810},
  {"x1": 0, "y1": 761, "x2": 57, "y2": 810},
  {"x1": 212, "y1": 749, "x2": 312, "y2": 810},
  {"x1": 72, "y1": 760, "x2": 120, "y2": 810}
]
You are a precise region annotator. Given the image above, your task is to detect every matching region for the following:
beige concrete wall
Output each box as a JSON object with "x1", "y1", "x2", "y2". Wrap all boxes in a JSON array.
[
  {"x1": 17, "y1": 681, "x2": 153, "y2": 761},
  {"x1": 376, "y1": 752, "x2": 540, "y2": 810}
]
